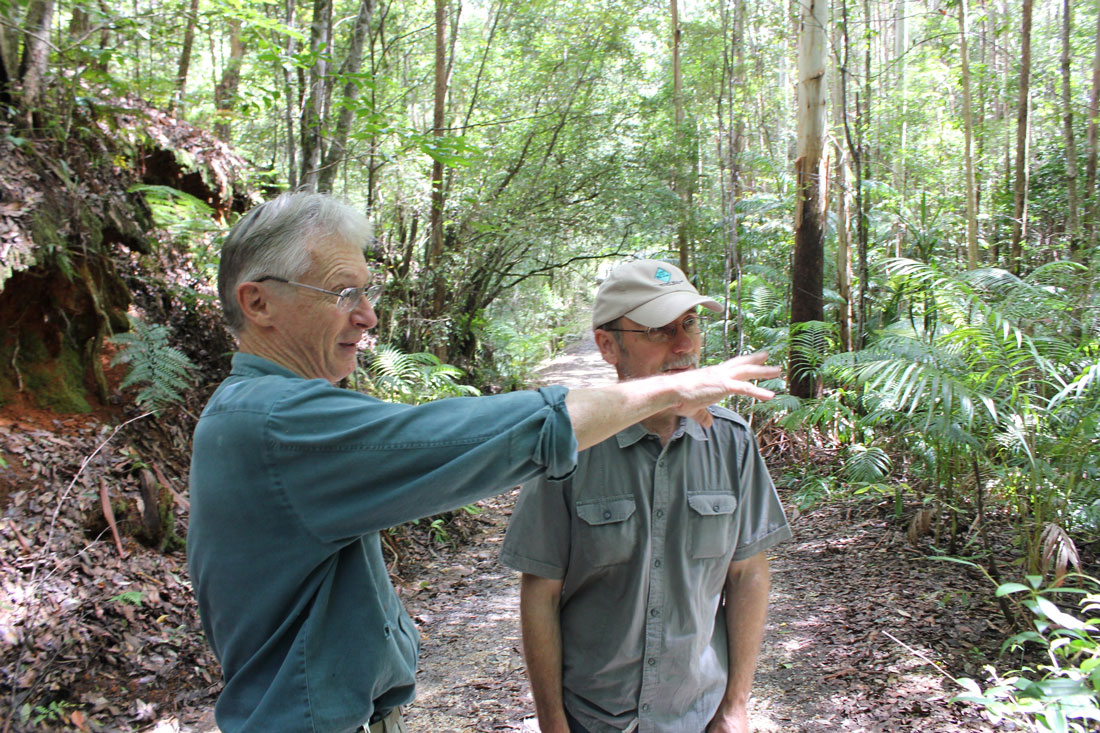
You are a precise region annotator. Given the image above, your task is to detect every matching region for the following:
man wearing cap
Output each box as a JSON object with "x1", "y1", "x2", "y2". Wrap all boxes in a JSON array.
[{"x1": 501, "y1": 259, "x2": 792, "y2": 733}]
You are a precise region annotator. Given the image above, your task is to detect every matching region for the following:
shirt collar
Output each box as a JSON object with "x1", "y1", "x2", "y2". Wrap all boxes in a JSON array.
[
  {"x1": 613, "y1": 411, "x2": 712, "y2": 448},
  {"x1": 230, "y1": 351, "x2": 305, "y2": 380}
]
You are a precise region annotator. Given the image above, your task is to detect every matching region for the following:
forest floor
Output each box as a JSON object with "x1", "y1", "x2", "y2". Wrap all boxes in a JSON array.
[{"x1": 0, "y1": 336, "x2": 1021, "y2": 732}]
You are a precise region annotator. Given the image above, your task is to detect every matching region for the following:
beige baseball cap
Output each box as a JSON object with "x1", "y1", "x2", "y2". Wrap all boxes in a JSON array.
[{"x1": 592, "y1": 259, "x2": 722, "y2": 329}]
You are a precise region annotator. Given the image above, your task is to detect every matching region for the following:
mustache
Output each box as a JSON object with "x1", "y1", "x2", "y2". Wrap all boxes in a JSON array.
[{"x1": 660, "y1": 355, "x2": 699, "y2": 372}]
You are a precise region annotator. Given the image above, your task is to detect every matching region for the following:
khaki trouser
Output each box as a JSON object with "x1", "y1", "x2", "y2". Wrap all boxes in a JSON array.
[{"x1": 366, "y1": 707, "x2": 407, "y2": 733}]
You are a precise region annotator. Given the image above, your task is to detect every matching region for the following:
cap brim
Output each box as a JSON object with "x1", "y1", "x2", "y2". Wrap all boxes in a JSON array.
[{"x1": 625, "y1": 292, "x2": 722, "y2": 328}]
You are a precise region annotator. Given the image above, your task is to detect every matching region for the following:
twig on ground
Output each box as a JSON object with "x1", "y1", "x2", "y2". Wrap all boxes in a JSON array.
[{"x1": 882, "y1": 630, "x2": 960, "y2": 684}]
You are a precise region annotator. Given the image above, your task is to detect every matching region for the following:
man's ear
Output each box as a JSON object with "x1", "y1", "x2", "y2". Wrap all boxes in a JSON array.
[
  {"x1": 237, "y1": 281, "x2": 276, "y2": 329},
  {"x1": 593, "y1": 329, "x2": 620, "y2": 367}
]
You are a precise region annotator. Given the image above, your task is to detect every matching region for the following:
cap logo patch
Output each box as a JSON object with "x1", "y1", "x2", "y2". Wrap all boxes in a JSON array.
[{"x1": 654, "y1": 267, "x2": 672, "y2": 283}]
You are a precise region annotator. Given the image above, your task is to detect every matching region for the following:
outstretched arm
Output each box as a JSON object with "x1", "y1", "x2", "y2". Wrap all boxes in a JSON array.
[
  {"x1": 520, "y1": 573, "x2": 570, "y2": 733},
  {"x1": 565, "y1": 351, "x2": 780, "y2": 451},
  {"x1": 708, "y1": 552, "x2": 771, "y2": 733}
]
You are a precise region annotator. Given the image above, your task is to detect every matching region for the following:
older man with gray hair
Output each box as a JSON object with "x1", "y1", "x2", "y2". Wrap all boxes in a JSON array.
[
  {"x1": 187, "y1": 197, "x2": 780, "y2": 733},
  {"x1": 502, "y1": 259, "x2": 792, "y2": 733}
]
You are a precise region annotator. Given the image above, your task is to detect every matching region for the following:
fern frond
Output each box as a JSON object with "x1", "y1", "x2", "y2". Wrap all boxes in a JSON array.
[
  {"x1": 841, "y1": 445, "x2": 892, "y2": 483},
  {"x1": 108, "y1": 320, "x2": 196, "y2": 411}
]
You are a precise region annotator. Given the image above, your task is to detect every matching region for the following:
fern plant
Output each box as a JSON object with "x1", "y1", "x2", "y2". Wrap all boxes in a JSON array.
[
  {"x1": 357, "y1": 344, "x2": 480, "y2": 405},
  {"x1": 824, "y1": 258, "x2": 1096, "y2": 564},
  {"x1": 108, "y1": 319, "x2": 197, "y2": 411}
]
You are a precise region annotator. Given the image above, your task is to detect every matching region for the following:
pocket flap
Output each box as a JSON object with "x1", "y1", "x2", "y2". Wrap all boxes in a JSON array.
[
  {"x1": 576, "y1": 497, "x2": 636, "y2": 525},
  {"x1": 687, "y1": 493, "x2": 737, "y2": 516}
]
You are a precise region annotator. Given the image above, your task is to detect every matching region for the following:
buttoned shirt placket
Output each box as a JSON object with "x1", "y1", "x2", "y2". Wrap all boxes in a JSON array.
[{"x1": 637, "y1": 424, "x2": 685, "y2": 733}]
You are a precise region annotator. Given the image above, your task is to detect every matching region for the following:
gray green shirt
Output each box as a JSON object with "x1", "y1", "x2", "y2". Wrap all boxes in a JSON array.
[
  {"x1": 188, "y1": 353, "x2": 577, "y2": 733},
  {"x1": 500, "y1": 406, "x2": 791, "y2": 733}
]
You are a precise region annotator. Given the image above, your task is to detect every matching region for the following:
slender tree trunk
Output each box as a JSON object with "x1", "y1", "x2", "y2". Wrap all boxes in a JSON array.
[
  {"x1": 960, "y1": 0, "x2": 980, "y2": 269},
  {"x1": 214, "y1": 17, "x2": 247, "y2": 141},
  {"x1": 893, "y1": 0, "x2": 907, "y2": 206},
  {"x1": 1009, "y1": 0, "x2": 1033, "y2": 275},
  {"x1": 428, "y1": 0, "x2": 448, "y2": 357},
  {"x1": 317, "y1": 0, "x2": 374, "y2": 193},
  {"x1": 1061, "y1": 0, "x2": 1080, "y2": 259},
  {"x1": 171, "y1": 0, "x2": 201, "y2": 114},
  {"x1": 282, "y1": 0, "x2": 299, "y2": 190},
  {"x1": 719, "y1": 0, "x2": 745, "y2": 360},
  {"x1": 840, "y1": 0, "x2": 867, "y2": 349},
  {"x1": 299, "y1": 0, "x2": 332, "y2": 190},
  {"x1": 832, "y1": 23, "x2": 853, "y2": 354},
  {"x1": 18, "y1": 0, "x2": 55, "y2": 116},
  {"x1": 1086, "y1": 3, "x2": 1100, "y2": 253},
  {"x1": 0, "y1": 0, "x2": 17, "y2": 107},
  {"x1": 790, "y1": 0, "x2": 828, "y2": 399},
  {"x1": 672, "y1": 0, "x2": 690, "y2": 275}
]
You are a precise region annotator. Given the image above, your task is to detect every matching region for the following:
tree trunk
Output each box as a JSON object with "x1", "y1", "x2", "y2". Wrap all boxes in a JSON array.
[
  {"x1": 18, "y1": 0, "x2": 55, "y2": 116},
  {"x1": 718, "y1": 0, "x2": 745, "y2": 360},
  {"x1": 790, "y1": 0, "x2": 828, "y2": 399},
  {"x1": 1086, "y1": 1, "x2": 1100, "y2": 251},
  {"x1": 428, "y1": 0, "x2": 448, "y2": 357},
  {"x1": 832, "y1": 22, "x2": 853, "y2": 354},
  {"x1": 171, "y1": 0, "x2": 201, "y2": 115},
  {"x1": 893, "y1": 0, "x2": 907, "y2": 205},
  {"x1": 299, "y1": 0, "x2": 333, "y2": 190},
  {"x1": 0, "y1": 0, "x2": 17, "y2": 106},
  {"x1": 672, "y1": 0, "x2": 690, "y2": 275},
  {"x1": 214, "y1": 17, "x2": 247, "y2": 141},
  {"x1": 840, "y1": 0, "x2": 867, "y2": 349},
  {"x1": 1009, "y1": 0, "x2": 1033, "y2": 275},
  {"x1": 317, "y1": 0, "x2": 374, "y2": 194},
  {"x1": 282, "y1": 0, "x2": 300, "y2": 191},
  {"x1": 959, "y1": 0, "x2": 980, "y2": 269},
  {"x1": 1061, "y1": 0, "x2": 1080, "y2": 259}
]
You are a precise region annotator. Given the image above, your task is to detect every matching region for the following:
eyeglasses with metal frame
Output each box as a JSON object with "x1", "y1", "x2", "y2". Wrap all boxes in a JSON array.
[
  {"x1": 254, "y1": 275, "x2": 384, "y2": 311},
  {"x1": 600, "y1": 315, "x2": 707, "y2": 343}
]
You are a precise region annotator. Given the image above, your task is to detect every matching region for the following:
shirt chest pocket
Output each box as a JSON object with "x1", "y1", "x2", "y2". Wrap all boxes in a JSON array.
[
  {"x1": 687, "y1": 493, "x2": 738, "y2": 559},
  {"x1": 575, "y1": 496, "x2": 637, "y2": 568}
]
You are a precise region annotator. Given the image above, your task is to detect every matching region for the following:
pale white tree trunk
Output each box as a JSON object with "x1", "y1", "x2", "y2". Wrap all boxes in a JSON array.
[{"x1": 790, "y1": 0, "x2": 828, "y2": 399}]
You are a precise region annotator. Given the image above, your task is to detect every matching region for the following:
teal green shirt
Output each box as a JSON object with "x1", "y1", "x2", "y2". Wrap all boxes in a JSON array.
[{"x1": 188, "y1": 353, "x2": 577, "y2": 733}]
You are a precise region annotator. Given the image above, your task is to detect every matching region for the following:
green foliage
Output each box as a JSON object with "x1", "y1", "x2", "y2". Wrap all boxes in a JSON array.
[
  {"x1": 108, "y1": 319, "x2": 197, "y2": 412},
  {"x1": 953, "y1": 574, "x2": 1100, "y2": 733},
  {"x1": 19, "y1": 699, "x2": 77, "y2": 727},
  {"x1": 356, "y1": 344, "x2": 480, "y2": 405},
  {"x1": 109, "y1": 590, "x2": 144, "y2": 606}
]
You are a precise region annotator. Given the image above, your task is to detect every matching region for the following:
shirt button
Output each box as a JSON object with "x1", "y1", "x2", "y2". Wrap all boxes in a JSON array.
[
  {"x1": 655, "y1": 509, "x2": 664, "y2": 519},
  {"x1": 648, "y1": 657, "x2": 657, "y2": 666},
  {"x1": 650, "y1": 608, "x2": 659, "y2": 617},
  {"x1": 713, "y1": 503, "x2": 721, "y2": 512},
  {"x1": 603, "y1": 510, "x2": 612, "y2": 519},
  {"x1": 642, "y1": 704, "x2": 650, "y2": 712},
  {"x1": 654, "y1": 559, "x2": 662, "y2": 568}
]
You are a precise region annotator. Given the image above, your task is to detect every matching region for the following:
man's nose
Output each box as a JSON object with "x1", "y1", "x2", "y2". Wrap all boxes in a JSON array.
[
  {"x1": 670, "y1": 322, "x2": 694, "y2": 351},
  {"x1": 350, "y1": 297, "x2": 378, "y2": 329}
]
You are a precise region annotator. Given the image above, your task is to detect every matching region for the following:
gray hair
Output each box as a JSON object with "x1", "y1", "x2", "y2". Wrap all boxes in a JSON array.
[
  {"x1": 595, "y1": 317, "x2": 625, "y2": 347},
  {"x1": 217, "y1": 192, "x2": 374, "y2": 334}
]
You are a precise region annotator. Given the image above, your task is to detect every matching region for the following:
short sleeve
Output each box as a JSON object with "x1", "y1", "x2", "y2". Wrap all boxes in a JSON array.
[
  {"x1": 500, "y1": 476, "x2": 573, "y2": 580},
  {"x1": 730, "y1": 429, "x2": 792, "y2": 561}
]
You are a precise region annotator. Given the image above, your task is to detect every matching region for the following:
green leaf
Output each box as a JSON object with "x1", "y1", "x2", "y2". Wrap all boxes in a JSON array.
[
  {"x1": 997, "y1": 582, "x2": 1033, "y2": 597},
  {"x1": 110, "y1": 590, "x2": 144, "y2": 606}
]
